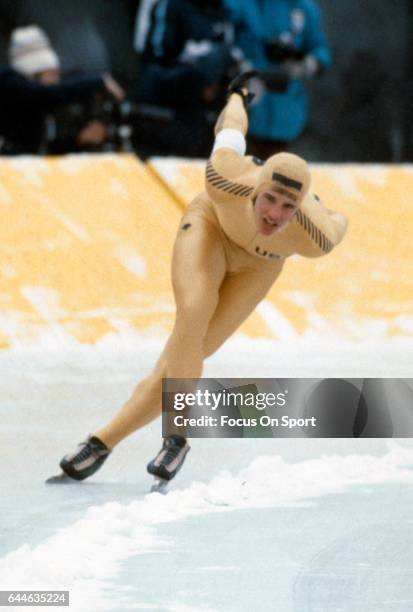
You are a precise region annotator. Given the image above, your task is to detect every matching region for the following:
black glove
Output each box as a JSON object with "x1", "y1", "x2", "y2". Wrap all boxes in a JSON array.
[{"x1": 227, "y1": 71, "x2": 260, "y2": 106}]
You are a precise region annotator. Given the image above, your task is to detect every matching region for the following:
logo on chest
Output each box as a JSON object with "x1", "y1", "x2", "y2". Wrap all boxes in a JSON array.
[{"x1": 255, "y1": 246, "x2": 283, "y2": 260}]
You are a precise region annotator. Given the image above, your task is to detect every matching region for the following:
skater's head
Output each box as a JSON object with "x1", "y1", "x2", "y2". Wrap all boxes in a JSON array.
[
  {"x1": 8, "y1": 25, "x2": 61, "y2": 84},
  {"x1": 252, "y1": 152, "x2": 310, "y2": 236}
]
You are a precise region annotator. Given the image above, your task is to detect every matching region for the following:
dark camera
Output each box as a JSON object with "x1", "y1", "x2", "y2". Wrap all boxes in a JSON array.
[
  {"x1": 47, "y1": 94, "x2": 136, "y2": 154},
  {"x1": 265, "y1": 38, "x2": 305, "y2": 63}
]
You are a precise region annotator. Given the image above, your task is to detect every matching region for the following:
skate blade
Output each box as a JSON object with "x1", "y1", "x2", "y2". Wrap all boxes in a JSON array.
[
  {"x1": 150, "y1": 477, "x2": 169, "y2": 494},
  {"x1": 45, "y1": 472, "x2": 76, "y2": 484}
]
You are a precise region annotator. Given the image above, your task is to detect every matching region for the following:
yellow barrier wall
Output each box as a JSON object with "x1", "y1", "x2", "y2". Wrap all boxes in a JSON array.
[
  {"x1": 0, "y1": 155, "x2": 180, "y2": 348},
  {"x1": 0, "y1": 154, "x2": 411, "y2": 347}
]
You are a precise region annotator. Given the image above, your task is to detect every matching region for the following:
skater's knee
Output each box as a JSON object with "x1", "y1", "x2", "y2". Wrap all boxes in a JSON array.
[
  {"x1": 172, "y1": 320, "x2": 206, "y2": 344},
  {"x1": 203, "y1": 333, "x2": 222, "y2": 358},
  {"x1": 175, "y1": 299, "x2": 216, "y2": 333}
]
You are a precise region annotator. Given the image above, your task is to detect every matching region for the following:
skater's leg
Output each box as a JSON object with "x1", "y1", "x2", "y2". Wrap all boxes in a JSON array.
[
  {"x1": 94, "y1": 214, "x2": 226, "y2": 448},
  {"x1": 203, "y1": 265, "x2": 282, "y2": 358},
  {"x1": 94, "y1": 262, "x2": 279, "y2": 448}
]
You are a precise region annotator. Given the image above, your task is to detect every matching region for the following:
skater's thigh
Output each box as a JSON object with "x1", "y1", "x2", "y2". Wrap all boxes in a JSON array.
[
  {"x1": 204, "y1": 265, "x2": 282, "y2": 356},
  {"x1": 171, "y1": 212, "x2": 226, "y2": 320}
]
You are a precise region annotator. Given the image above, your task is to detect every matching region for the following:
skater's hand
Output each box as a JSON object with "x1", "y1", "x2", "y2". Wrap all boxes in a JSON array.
[{"x1": 227, "y1": 71, "x2": 260, "y2": 107}]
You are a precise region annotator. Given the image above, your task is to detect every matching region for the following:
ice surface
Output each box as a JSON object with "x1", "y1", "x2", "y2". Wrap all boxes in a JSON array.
[{"x1": 1, "y1": 337, "x2": 413, "y2": 611}]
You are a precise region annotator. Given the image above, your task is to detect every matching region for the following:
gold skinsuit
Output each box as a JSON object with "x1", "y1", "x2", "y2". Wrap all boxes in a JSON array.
[{"x1": 95, "y1": 94, "x2": 348, "y2": 448}]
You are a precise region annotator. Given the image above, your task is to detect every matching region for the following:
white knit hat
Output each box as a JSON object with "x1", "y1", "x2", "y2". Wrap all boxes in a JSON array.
[{"x1": 8, "y1": 25, "x2": 60, "y2": 76}]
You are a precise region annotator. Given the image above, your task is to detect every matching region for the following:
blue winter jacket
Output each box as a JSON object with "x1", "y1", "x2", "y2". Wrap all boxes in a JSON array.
[{"x1": 224, "y1": 0, "x2": 331, "y2": 141}]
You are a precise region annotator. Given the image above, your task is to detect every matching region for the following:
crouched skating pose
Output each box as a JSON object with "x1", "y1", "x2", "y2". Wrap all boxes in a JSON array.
[{"x1": 55, "y1": 75, "x2": 348, "y2": 485}]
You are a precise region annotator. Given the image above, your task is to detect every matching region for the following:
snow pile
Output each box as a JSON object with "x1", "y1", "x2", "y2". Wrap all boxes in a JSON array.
[
  {"x1": 2, "y1": 332, "x2": 413, "y2": 377},
  {"x1": 1, "y1": 443, "x2": 412, "y2": 611}
]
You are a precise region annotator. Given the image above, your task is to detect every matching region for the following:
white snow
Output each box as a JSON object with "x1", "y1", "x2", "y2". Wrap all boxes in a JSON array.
[
  {"x1": 150, "y1": 156, "x2": 204, "y2": 185},
  {"x1": 45, "y1": 205, "x2": 91, "y2": 243},
  {"x1": 1, "y1": 332, "x2": 412, "y2": 377},
  {"x1": 7, "y1": 156, "x2": 51, "y2": 186},
  {"x1": 113, "y1": 245, "x2": 147, "y2": 279},
  {"x1": 324, "y1": 167, "x2": 366, "y2": 203},
  {"x1": 256, "y1": 301, "x2": 299, "y2": 340},
  {"x1": 20, "y1": 286, "x2": 63, "y2": 321},
  {"x1": 55, "y1": 153, "x2": 137, "y2": 175}
]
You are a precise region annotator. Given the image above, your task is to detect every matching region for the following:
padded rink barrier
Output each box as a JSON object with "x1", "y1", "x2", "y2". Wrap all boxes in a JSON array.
[
  {"x1": 0, "y1": 154, "x2": 181, "y2": 348},
  {"x1": 0, "y1": 154, "x2": 412, "y2": 347}
]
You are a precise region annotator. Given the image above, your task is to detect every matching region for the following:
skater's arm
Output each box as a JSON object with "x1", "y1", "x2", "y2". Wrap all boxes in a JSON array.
[
  {"x1": 214, "y1": 91, "x2": 249, "y2": 141},
  {"x1": 293, "y1": 193, "x2": 348, "y2": 257},
  {"x1": 205, "y1": 92, "x2": 258, "y2": 206}
]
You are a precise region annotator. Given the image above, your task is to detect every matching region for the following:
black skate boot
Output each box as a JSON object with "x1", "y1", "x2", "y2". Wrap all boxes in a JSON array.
[
  {"x1": 47, "y1": 435, "x2": 111, "y2": 483},
  {"x1": 147, "y1": 435, "x2": 190, "y2": 492}
]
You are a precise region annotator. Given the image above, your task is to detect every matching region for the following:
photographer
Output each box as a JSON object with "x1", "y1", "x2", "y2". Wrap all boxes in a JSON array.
[
  {"x1": 0, "y1": 25, "x2": 125, "y2": 155},
  {"x1": 224, "y1": 0, "x2": 331, "y2": 158},
  {"x1": 133, "y1": 0, "x2": 238, "y2": 156}
]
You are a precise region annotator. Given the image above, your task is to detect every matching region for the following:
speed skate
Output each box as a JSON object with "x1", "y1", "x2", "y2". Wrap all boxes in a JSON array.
[{"x1": 45, "y1": 472, "x2": 77, "y2": 484}]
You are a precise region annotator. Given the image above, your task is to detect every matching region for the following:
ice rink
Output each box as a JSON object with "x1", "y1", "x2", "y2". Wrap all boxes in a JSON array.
[{"x1": 1, "y1": 336, "x2": 413, "y2": 612}]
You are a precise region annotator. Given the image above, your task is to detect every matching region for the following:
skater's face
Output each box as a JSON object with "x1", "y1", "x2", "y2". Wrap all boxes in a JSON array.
[{"x1": 254, "y1": 189, "x2": 298, "y2": 236}]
